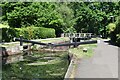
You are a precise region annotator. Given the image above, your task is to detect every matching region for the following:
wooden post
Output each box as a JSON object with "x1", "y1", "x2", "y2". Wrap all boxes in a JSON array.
[
  {"x1": 74, "y1": 38, "x2": 77, "y2": 48},
  {"x1": 20, "y1": 35, "x2": 23, "y2": 46},
  {"x1": 69, "y1": 37, "x2": 72, "y2": 48},
  {"x1": 20, "y1": 35, "x2": 23, "y2": 50}
]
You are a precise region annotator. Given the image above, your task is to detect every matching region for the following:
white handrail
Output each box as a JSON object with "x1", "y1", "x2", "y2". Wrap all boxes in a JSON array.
[{"x1": 61, "y1": 33, "x2": 92, "y2": 38}]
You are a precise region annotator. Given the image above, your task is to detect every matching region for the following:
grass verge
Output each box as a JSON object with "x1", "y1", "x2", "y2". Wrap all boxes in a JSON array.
[{"x1": 69, "y1": 43, "x2": 97, "y2": 59}]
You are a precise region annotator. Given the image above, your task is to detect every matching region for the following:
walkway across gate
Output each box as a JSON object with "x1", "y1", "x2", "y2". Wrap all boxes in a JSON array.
[
  {"x1": 61, "y1": 33, "x2": 93, "y2": 43},
  {"x1": 61, "y1": 33, "x2": 92, "y2": 38}
]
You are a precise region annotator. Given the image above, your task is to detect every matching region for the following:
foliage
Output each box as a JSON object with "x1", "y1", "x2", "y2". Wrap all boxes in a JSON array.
[
  {"x1": 0, "y1": 2, "x2": 120, "y2": 37},
  {"x1": 115, "y1": 16, "x2": 120, "y2": 46},
  {"x1": 0, "y1": 23, "x2": 9, "y2": 28},
  {"x1": 0, "y1": 2, "x2": 76, "y2": 36},
  {"x1": 2, "y1": 26, "x2": 56, "y2": 42},
  {"x1": 2, "y1": 28, "x2": 16, "y2": 42},
  {"x1": 115, "y1": 16, "x2": 120, "y2": 34},
  {"x1": 116, "y1": 34, "x2": 120, "y2": 46},
  {"x1": 106, "y1": 23, "x2": 116, "y2": 33},
  {"x1": 106, "y1": 23, "x2": 116, "y2": 35},
  {"x1": 33, "y1": 27, "x2": 56, "y2": 39},
  {"x1": 69, "y1": 2, "x2": 119, "y2": 35},
  {"x1": 107, "y1": 16, "x2": 120, "y2": 46}
]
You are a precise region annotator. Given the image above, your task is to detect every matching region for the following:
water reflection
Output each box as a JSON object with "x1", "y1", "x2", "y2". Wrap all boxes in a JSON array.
[
  {"x1": 2, "y1": 51, "x2": 33, "y2": 64},
  {"x1": 2, "y1": 54, "x2": 23, "y2": 64},
  {"x1": 2, "y1": 51, "x2": 69, "y2": 80}
]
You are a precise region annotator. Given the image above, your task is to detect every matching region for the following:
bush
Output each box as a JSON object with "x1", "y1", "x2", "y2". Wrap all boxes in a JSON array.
[
  {"x1": 15, "y1": 27, "x2": 56, "y2": 39},
  {"x1": 15, "y1": 27, "x2": 34, "y2": 40},
  {"x1": 1, "y1": 26, "x2": 56, "y2": 42},
  {"x1": 108, "y1": 16, "x2": 120, "y2": 46},
  {"x1": 115, "y1": 17, "x2": 120, "y2": 46},
  {"x1": 106, "y1": 23, "x2": 116, "y2": 34},
  {"x1": 2, "y1": 28, "x2": 16, "y2": 42},
  {"x1": 116, "y1": 34, "x2": 120, "y2": 47},
  {"x1": 106, "y1": 23, "x2": 117, "y2": 42}
]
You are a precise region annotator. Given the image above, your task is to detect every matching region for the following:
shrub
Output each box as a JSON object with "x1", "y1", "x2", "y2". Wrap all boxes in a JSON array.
[
  {"x1": 15, "y1": 27, "x2": 56, "y2": 39},
  {"x1": 116, "y1": 34, "x2": 120, "y2": 47},
  {"x1": 106, "y1": 23, "x2": 117, "y2": 42},
  {"x1": 15, "y1": 27, "x2": 34, "y2": 40},
  {"x1": 1, "y1": 26, "x2": 56, "y2": 42},
  {"x1": 106, "y1": 23, "x2": 116, "y2": 34},
  {"x1": 115, "y1": 16, "x2": 120, "y2": 34},
  {"x1": 2, "y1": 28, "x2": 16, "y2": 42},
  {"x1": 37, "y1": 27, "x2": 56, "y2": 38},
  {"x1": 115, "y1": 17, "x2": 120, "y2": 46},
  {"x1": 108, "y1": 16, "x2": 120, "y2": 46}
]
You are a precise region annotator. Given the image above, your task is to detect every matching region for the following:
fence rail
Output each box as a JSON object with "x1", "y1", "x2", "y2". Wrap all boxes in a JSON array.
[{"x1": 61, "y1": 33, "x2": 92, "y2": 38}]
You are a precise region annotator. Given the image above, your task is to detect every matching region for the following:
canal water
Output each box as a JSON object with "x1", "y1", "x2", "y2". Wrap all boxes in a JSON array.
[{"x1": 2, "y1": 51, "x2": 69, "y2": 80}]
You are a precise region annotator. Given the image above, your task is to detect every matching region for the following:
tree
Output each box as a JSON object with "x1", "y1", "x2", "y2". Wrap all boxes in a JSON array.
[
  {"x1": 1, "y1": 2, "x2": 119, "y2": 37},
  {"x1": 69, "y1": 2, "x2": 119, "y2": 35}
]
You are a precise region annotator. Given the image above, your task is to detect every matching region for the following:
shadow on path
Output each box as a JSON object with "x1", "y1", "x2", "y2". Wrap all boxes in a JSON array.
[{"x1": 104, "y1": 40, "x2": 119, "y2": 47}]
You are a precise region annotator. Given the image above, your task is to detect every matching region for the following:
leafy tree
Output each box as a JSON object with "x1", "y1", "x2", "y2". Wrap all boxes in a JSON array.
[
  {"x1": 69, "y1": 2, "x2": 119, "y2": 36},
  {"x1": 1, "y1": 2, "x2": 76, "y2": 36},
  {"x1": 0, "y1": 2, "x2": 120, "y2": 37}
]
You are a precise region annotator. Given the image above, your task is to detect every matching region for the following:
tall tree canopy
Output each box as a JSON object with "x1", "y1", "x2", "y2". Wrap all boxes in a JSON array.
[{"x1": 0, "y1": 2, "x2": 120, "y2": 36}]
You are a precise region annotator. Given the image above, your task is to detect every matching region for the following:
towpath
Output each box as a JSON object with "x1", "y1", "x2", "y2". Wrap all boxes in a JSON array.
[{"x1": 75, "y1": 39, "x2": 119, "y2": 79}]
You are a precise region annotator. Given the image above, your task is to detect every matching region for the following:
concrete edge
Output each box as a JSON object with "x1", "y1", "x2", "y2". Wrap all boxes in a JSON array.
[
  {"x1": 64, "y1": 51, "x2": 77, "y2": 79},
  {"x1": 64, "y1": 57, "x2": 74, "y2": 79}
]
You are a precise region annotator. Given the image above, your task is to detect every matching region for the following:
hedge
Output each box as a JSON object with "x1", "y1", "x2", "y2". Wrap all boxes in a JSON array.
[{"x1": 2, "y1": 27, "x2": 56, "y2": 42}]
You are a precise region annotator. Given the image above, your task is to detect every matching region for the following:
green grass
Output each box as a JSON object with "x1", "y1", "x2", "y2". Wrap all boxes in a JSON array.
[
  {"x1": 69, "y1": 43, "x2": 97, "y2": 58},
  {"x1": 40, "y1": 37, "x2": 69, "y2": 43}
]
